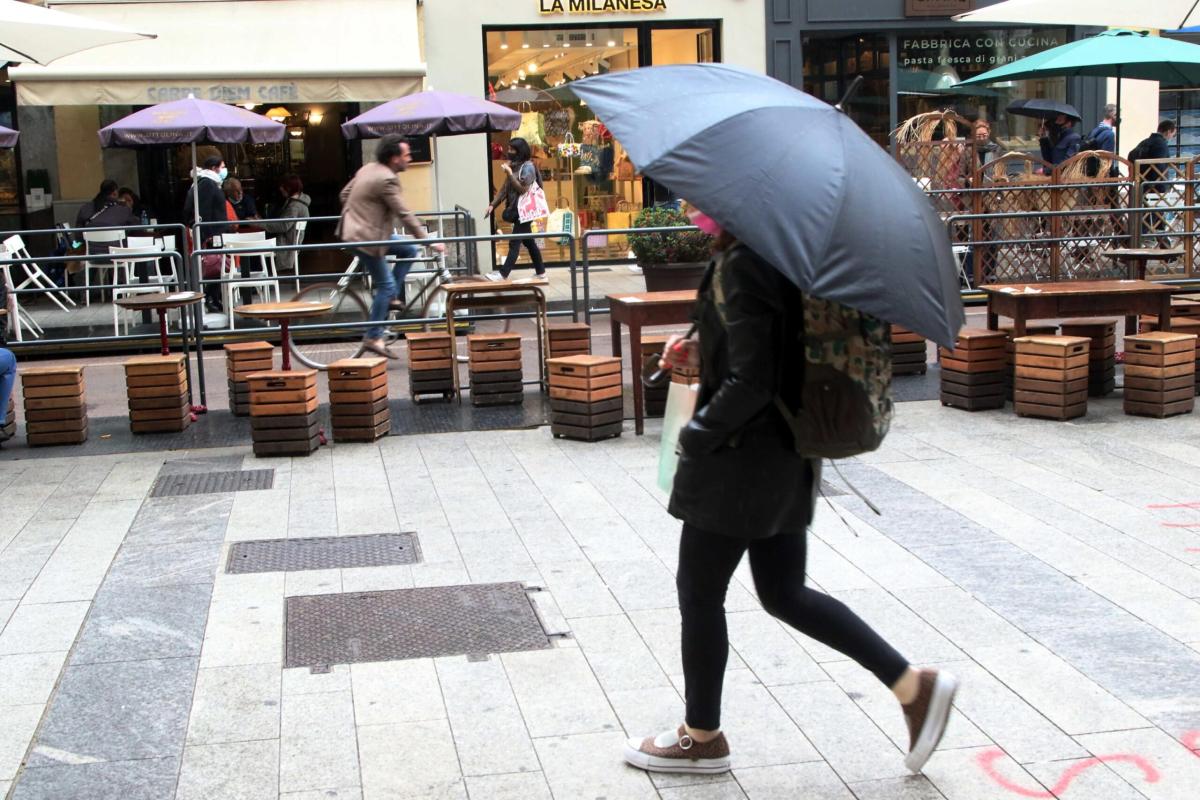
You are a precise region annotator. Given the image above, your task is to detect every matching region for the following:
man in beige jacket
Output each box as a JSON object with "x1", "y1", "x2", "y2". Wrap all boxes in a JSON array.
[{"x1": 338, "y1": 135, "x2": 444, "y2": 357}]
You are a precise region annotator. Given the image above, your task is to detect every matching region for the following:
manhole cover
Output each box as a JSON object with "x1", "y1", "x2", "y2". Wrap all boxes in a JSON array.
[
  {"x1": 283, "y1": 582, "x2": 552, "y2": 668},
  {"x1": 227, "y1": 532, "x2": 420, "y2": 573},
  {"x1": 151, "y1": 468, "x2": 274, "y2": 497}
]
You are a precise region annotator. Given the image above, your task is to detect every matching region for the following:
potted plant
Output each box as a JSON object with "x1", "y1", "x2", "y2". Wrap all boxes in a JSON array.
[{"x1": 628, "y1": 206, "x2": 712, "y2": 292}]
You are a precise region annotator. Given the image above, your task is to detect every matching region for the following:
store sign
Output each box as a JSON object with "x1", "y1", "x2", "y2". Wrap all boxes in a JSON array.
[
  {"x1": 539, "y1": 0, "x2": 667, "y2": 15},
  {"x1": 905, "y1": 0, "x2": 974, "y2": 17},
  {"x1": 899, "y1": 32, "x2": 1065, "y2": 70},
  {"x1": 145, "y1": 82, "x2": 301, "y2": 104}
]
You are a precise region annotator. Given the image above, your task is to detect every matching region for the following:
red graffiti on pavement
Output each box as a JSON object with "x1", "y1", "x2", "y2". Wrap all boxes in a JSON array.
[
  {"x1": 977, "y1": 748, "x2": 1159, "y2": 797},
  {"x1": 1187, "y1": 548, "x2": 1200, "y2": 553},
  {"x1": 1147, "y1": 502, "x2": 1200, "y2": 509},
  {"x1": 1184, "y1": 730, "x2": 1200, "y2": 755},
  {"x1": 1162, "y1": 522, "x2": 1200, "y2": 529}
]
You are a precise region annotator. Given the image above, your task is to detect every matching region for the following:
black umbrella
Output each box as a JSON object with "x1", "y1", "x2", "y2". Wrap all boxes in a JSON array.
[
  {"x1": 1006, "y1": 98, "x2": 1082, "y2": 122},
  {"x1": 571, "y1": 64, "x2": 963, "y2": 347}
]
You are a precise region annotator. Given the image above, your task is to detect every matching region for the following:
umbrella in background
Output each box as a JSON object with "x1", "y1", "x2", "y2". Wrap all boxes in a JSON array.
[
  {"x1": 491, "y1": 86, "x2": 560, "y2": 111},
  {"x1": 342, "y1": 91, "x2": 520, "y2": 230},
  {"x1": 954, "y1": 0, "x2": 1200, "y2": 29},
  {"x1": 570, "y1": 63, "x2": 963, "y2": 347},
  {"x1": 0, "y1": 125, "x2": 18, "y2": 148},
  {"x1": 99, "y1": 96, "x2": 285, "y2": 228},
  {"x1": 1005, "y1": 98, "x2": 1082, "y2": 123},
  {"x1": 960, "y1": 29, "x2": 1200, "y2": 152},
  {"x1": 1, "y1": 0, "x2": 155, "y2": 65}
]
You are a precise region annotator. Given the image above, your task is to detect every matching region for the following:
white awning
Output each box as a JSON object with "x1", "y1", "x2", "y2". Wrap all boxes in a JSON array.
[{"x1": 10, "y1": 0, "x2": 426, "y2": 106}]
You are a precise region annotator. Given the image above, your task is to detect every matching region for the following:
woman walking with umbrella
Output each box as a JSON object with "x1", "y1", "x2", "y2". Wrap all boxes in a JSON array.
[
  {"x1": 485, "y1": 137, "x2": 546, "y2": 281},
  {"x1": 570, "y1": 64, "x2": 966, "y2": 777}
]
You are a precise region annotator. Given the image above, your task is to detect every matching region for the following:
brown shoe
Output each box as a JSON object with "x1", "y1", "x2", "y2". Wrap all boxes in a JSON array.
[
  {"x1": 902, "y1": 668, "x2": 959, "y2": 773},
  {"x1": 623, "y1": 725, "x2": 731, "y2": 775}
]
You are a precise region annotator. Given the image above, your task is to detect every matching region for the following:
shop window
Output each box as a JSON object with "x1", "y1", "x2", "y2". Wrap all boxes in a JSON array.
[
  {"x1": 1160, "y1": 89, "x2": 1200, "y2": 159},
  {"x1": 484, "y1": 22, "x2": 717, "y2": 265},
  {"x1": 803, "y1": 34, "x2": 890, "y2": 147}
]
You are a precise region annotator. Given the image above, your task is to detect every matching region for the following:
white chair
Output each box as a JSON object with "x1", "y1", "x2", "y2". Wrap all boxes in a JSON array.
[
  {"x1": 2, "y1": 234, "x2": 76, "y2": 313},
  {"x1": 82, "y1": 229, "x2": 126, "y2": 306},
  {"x1": 215, "y1": 231, "x2": 267, "y2": 246},
  {"x1": 109, "y1": 243, "x2": 176, "y2": 335},
  {"x1": 290, "y1": 220, "x2": 308, "y2": 295},
  {"x1": 0, "y1": 254, "x2": 46, "y2": 341},
  {"x1": 223, "y1": 238, "x2": 280, "y2": 327}
]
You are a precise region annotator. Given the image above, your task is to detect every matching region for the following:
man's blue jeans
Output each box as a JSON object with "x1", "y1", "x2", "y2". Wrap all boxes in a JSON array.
[
  {"x1": 360, "y1": 236, "x2": 420, "y2": 340},
  {"x1": 0, "y1": 348, "x2": 16, "y2": 426}
]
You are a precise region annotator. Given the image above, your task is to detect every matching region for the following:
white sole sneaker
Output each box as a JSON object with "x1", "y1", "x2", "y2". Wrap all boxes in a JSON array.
[
  {"x1": 905, "y1": 670, "x2": 959, "y2": 772},
  {"x1": 622, "y1": 738, "x2": 731, "y2": 774}
]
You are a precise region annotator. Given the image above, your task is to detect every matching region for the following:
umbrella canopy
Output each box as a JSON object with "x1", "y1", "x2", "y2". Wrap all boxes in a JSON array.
[
  {"x1": 0, "y1": 0, "x2": 155, "y2": 66},
  {"x1": 959, "y1": 29, "x2": 1200, "y2": 87},
  {"x1": 491, "y1": 86, "x2": 560, "y2": 111},
  {"x1": 0, "y1": 125, "x2": 18, "y2": 148},
  {"x1": 98, "y1": 96, "x2": 285, "y2": 147},
  {"x1": 954, "y1": 0, "x2": 1200, "y2": 29},
  {"x1": 341, "y1": 91, "x2": 520, "y2": 139},
  {"x1": 570, "y1": 63, "x2": 963, "y2": 348},
  {"x1": 1005, "y1": 98, "x2": 1082, "y2": 122}
]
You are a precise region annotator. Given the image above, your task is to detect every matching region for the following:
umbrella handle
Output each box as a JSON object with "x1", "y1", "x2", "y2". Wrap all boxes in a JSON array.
[{"x1": 834, "y1": 76, "x2": 864, "y2": 113}]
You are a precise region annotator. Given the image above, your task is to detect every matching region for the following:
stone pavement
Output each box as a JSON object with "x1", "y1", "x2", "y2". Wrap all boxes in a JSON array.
[{"x1": 2, "y1": 397, "x2": 1200, "y2": 799}]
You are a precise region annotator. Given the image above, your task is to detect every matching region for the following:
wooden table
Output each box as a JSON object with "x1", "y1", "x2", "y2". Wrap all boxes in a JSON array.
[
  {"x1": 1104, "y1": 248, "x2": 1185, "y2": 280},
  {"x1": 441, "y1": 279, "x2": 549, "y2": 399},
  {"x1": 233, "y1": 301, "x2": 332, "y2": 371},
  {"x1": 608, "y1": 290, "x2": 697, "y2": 435},
  {"x1": 983, "y1": 280, "x2": 1174, "y2": 337},
  {"x1": 114, "y1": 291, "x2": 203, "y2": 356}
]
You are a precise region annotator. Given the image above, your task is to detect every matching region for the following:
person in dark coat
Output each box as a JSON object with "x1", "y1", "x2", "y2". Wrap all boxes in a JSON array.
[
  {"x1": 184, "y1": 155, "x2": 232, "y2": 311},
  {"x1": 1136, "y1": 120, "x2": 1179, "y2": 245},
  {"x1": 622, "y1": 212, "x2": 958, "y2": 777},
  {"x1": 1038, "y1": 113, "x2": 1082, "y2": 168},
  {"x1": 74, "y1": 179, "x2": 119, "y2": 229}
]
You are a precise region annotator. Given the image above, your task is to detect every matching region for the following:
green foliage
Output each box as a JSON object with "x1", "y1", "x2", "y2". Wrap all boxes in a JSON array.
[{"x1": 628, "y1": 206, "x2": 712, "y2": 265}]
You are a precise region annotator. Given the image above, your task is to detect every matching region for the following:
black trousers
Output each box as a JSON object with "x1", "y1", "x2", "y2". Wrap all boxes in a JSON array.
[
  {"x1": 501, "y1": 220, "x2": 544, "y2": 276},
  {"x1": 677, "y1": 523, "x2": 909, "y2": 730}
]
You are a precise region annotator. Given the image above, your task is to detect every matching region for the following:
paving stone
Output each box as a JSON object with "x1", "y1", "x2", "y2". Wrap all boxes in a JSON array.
[
  {"x1": 278, "y1": 690, "x2": 360, "y2": 794},
  {"x1": 569, "y1": 613, "x2": 673, "y2": 692},
  {"x1": 463, "y1": 772, "x2": 553, "y2": 800},
  {"x1": 828, "y1": 588, "x2": 965, "y2": 665},
  {"x1": 124, "y1": 494, "x2": 234, "y2": 547},
  {"x1": 1022, "y1": 757, "x2": 1147, "y2": 800},
  {"x1": 918, "y1": 744, "x2": 1049, "y2": 800},
  {"x1": 605, "y1": 685, "x2": 686, "y2": 741},
  {"x1": 279, "y1": 790, "x2": 361, "y2": 800},
  {"x1": 11, "y1": 757, "x2": 181, "y2": 800},
  {"x1": 200, "y1": 592, "x2": 284, "y2": 669},
  {"x1": 0, "y1": 601, "x2": 89, "y2": 655},
  {"x1": 893, "y1": 587, "x2": 1029, "y2": 652},
  {"x1": 628, "y1": 607, "x2": 749, "y2": 679},
  {"x1": 70, "y1": 583, "x2": 212, "y2": 664},
  {"x1": 339, "y1": 564, "x2": 414, "y2": 594},
  {"x1": 281, "y1": 663, "x2": 351, "y2": 696},
  {"x1": 502, "y1": 647, "x2": 618, "y2": 737},
  {"x1": 659, "y1": 781, "x2": 749, "y2": 799},
  {"x1": 1076, "y1": 571, "x2": 1200, "y2": 644},
  {"x1": 1074, "y1": 727, "x2": 1200, "y2": 800},
  {"x1": 726, "y1": 610, "x2": 830, "y2": 686},
  {"x1": 175, "y1": 739, "x2": 279, "y2": 800},
  {"x1": 537, "y1": 560, "x2": 623, "y2": 619},
  {"x1": 104, "y1": 540, "x2": 222, "y2": 589},
  {"x1": 0, "y1": 703, "x2": 42, "y2": 780},
  {"x1": 0, "y1": 598, "x2": 15, "y2": 633},
  {"x1": 358, "y1": 719, "x2": 464, "y2": 799},
  {"x1": 435, "y1": 655, "x2": 540, "y2": 777},
  {"x1": 735, "y1": 761, "x2": 856, "y2": 800},
  {"x1": 0, "y1": 651, "x2": 69, "y2": 706},
  {"x1": 720, "y1": 675, "x2": 824, "y2": 769},
  {"x1": 533, "y1": 732, "x2": 658, "y2": 800},
  {"x1": 28, "y1": 657, "x2": 197, "y2": 765},
  {"x1": 186, "y1": 663, "x2": 281, "y2": 745},
  {"x1": 351, "y1": 659, "x2": 445, "y2": 727},
  {"x1": 847, "y1": 775, "x2": 948, "y2": 800},
  {"x1": 591, "y1": 557, "x2": 679, "y2": 611}
]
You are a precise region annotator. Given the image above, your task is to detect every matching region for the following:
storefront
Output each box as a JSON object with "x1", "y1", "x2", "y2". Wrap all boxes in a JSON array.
[
  {"x1": 424, "y1": 0, "x2": 764, "y2": 266},
  {"x1": 8, "y1": 0, "x2": 425, "y2": 230},
  {"x1": 766, "y1": 0, "x2": 1105, "y2": 154}
]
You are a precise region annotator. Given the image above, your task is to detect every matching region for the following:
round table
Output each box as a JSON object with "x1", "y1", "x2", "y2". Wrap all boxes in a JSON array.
[
  {"x1": 233, "y1": 301, "x2": 332, "y2": 371},
  {"x1": 1106, "y1": 247, "x2": 1185, "y2": 281},
  {"x1": 113, "y1": 291, "x2": 204, "y2": 355}
]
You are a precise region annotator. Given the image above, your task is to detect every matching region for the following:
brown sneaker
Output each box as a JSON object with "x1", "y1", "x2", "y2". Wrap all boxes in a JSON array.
[
  {"x1": 902, "y1": 668, "x2": 959, "y2": 773},
  {"x1": 623, "y1": 725, "x2": 731, "y2": 775}
]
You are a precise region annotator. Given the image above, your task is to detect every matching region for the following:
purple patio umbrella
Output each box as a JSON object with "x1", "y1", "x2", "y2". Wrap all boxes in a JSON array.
[
  {"x1": 342, "y1": 91, "x2": 520, "y2": 218},
  {"x1": 0, "y1": 126, "x2": 18, "y2": 148},
  {"x1": 99, "y1": 96, "x2": 285, "y2": 227}
]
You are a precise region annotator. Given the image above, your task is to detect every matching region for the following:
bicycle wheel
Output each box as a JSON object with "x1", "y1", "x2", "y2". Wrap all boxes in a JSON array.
[{"x1": 288, "y1": 282, "x2": 370, "y2": 370}]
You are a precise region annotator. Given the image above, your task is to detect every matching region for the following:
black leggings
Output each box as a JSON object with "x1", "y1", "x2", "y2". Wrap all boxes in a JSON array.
[
  {"x1": 501, "y1": 220, "x2": 544, "y2": 276},
  {"x1": 677, "y1": 523, "x2": 909, "y2": 730}
]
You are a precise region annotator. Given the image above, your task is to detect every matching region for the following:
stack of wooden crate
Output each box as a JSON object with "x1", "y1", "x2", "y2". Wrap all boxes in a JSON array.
[
  {"x1": 1123, "y1": 331, "x2": 1197, "y2": 418},
  {"x1": 1012, "y1": 336, "x2": 1090, "y2": 420},
  {"x1": 1136, "y1": 318, "x2": 1200, "y2": 394},
  {"x1": 938, "y1": 328, "x2": 1006, "y2": 411},
  {"x1": 2, "y1": 398, "x2": 15, "y2": 442},
  {"x1": 547, "y1": 323, "x2": 592, "y2": 358},
  {"x1": 248, "y1": 369, "x2": 319, "y2": 457},
  {"x1": 21, "y1": 366, "x2": 88, "y2": 446},
  {"x1": 1001, "y1": 324, "x2": 1058, "y2": 400},
  {"x1": 468, "y1": 332, "x2": 523, "y2": 406},
  {"x1": 405, "y1": 332, "x2": 455, "y2": 403},
  {"x1": 125, "y1": 354, "x2": 190, "y2": 434},
  {"x1": 1059, "y1": 320, "x2": 1116, "y2": 397},
  {"x1": 548, "y1": 355, "x2": 623, "y2": 441},
  {"x1": 890, "y1": 325, "x2": 927, "y2": 375},
  {"x1": 641, "y1": 334, "x2": 670, "y2": 418},
  {"x1": 225, "y1": 342, "x2": 273, "y2": 416},
  {"x1": 328, "y1": 357, "x2": 390, "y2": 442}
]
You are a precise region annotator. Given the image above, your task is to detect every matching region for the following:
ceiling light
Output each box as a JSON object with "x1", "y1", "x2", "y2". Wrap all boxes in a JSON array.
[
  {"x1": 543, "y1": 42, "x2": 550, "y2": 48},
  {"x1": 564, "y1": 42, "x2": 571, "y2": 48},
  {"x1": 500, "y1": 42, "x2": 509, "y2": 50},
  {"x1": 522, "y1": 42, "x2": 530, "y2": 49},
  {"x1": 607, "y1": 40, "x2": 616, "y2": 47},
  {"x1": 265, "y1": 106, "x2": 291, "y2": 121},
  {"x1": 529, "y1": 61, "x2": 538, "y2": 72},
  {"x1": 309, "y1": 111, "x2": 324, "y2": 125}
]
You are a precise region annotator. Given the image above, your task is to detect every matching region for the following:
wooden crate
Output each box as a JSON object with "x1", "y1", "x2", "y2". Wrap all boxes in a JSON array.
[
  {"x1": 547, "y1": 356, "x2": 624, "y2": 441},
  {"x1": 124, "y1": 355, "x2": 190, "y2": 434},
  {"x1": 247, "y1": 370, "x2": 321, "y2": 457},
  {"x1": 547, "y1": 323, "x2": 592, "y2": 358},
  {"x1": 468, "y1": 334, "x2": 524, "y2": 407},
  {"x1": 1011, "y1": 336, "x2": 1090, "y2": 421},
  {"x1": 1, "y1": 399, "x2": 16, "y2": 442},
  {"x1": 21, "y1": 367, "x2": 87, "y2": 446},
  {"x1": 405, "y1": 333, "x2": 455, "y2": 403},
  {"x1": 328, "y1": 358, "x2": 390, "y2": 443},
  {"x1": 890, "y1": 324, "x2": 927, "y2": 375},
  {"x1": 1000, "y1": 324, "x2": 1059, "y2": 399},
  {"x1": 1059, "y1": 320, "x2": 1117, "y2": 397},
  {"x1": 1122, "y1": 332, "x2": 1197, "y2": 417},
  {"x1": 225, "y1": 343, "x2": 274, "y2": 417}
]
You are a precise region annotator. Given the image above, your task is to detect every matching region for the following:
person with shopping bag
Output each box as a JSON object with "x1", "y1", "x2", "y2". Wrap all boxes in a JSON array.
[
  {"x1": 484, "y1": 137, "x2": 547, "y2": 281},
  {"x1": 625, "y1": 207, "x2": 957, "y2": 776}
]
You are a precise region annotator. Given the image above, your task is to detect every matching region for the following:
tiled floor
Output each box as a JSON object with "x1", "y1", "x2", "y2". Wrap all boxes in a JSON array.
[{"x1": 1, "y1": 397, "x2": 1200, "y2": 798}]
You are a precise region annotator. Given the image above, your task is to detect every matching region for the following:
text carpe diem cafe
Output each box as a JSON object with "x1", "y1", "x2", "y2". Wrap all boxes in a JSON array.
[{"x1": 540, "y1": 0, "x2": 668, "y2": 13}]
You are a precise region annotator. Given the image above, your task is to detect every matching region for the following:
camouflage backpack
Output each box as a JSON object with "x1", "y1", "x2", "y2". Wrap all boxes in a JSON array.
[{"x1": 773, "y1": 296, "x2": 894, "y2": 460}]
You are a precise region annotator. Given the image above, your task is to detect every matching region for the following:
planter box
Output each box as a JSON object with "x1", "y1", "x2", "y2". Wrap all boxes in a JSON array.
[{"x1": 642, "y1": 261, "x2": 707, "y2": 293}]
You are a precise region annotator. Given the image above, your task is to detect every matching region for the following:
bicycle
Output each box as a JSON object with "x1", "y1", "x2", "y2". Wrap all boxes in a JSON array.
[{"x1": 288, "y1": 245, "x2": 463, "y2": 370}]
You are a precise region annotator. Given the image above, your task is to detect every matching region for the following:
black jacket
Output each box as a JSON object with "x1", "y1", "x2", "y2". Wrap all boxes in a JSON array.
[
  {"x1": 668, "y1": 244, "x2": 821, "y2": 539},
  {"x1": 183, "y1": 176, "x2": 230, "y2": 241}
]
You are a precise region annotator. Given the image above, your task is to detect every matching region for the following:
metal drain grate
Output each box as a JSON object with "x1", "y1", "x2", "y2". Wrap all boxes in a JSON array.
[
  {"x1": 283, "y1": 582, "x2": 552, "y2": 668},
  {"x1": 227, "y1": 532, "x2": 420, "y2": 574},
  {"x1": 151, "y1": 469, "x2": 274, "y2": 498}
]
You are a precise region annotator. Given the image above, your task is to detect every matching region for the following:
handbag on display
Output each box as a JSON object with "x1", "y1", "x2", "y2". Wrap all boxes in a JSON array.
[
  {"x1": 515, "y1": 111, "x2": 545, "y2": 148},
  {"x1": 545, "y1": 107, "x2": 572, "y2": 138},
  {"x1": 605, "y1": 200, "x2": 634, "y2": 247},
  {"x1": 657, "y1": 380, "x2": 700, "y2": 493},
  {"x1": 579, "y1": 143, "x2": 601, "y2": 173},
  {"x1": 545, "y1": 198, "x2": 575, "y2": 246},
  {"x1": 615, "y1": 153, "x2": 636, "y2": 181},
  {"x1": 555, "y1": 132, "x2": 581, "y2": 159}
]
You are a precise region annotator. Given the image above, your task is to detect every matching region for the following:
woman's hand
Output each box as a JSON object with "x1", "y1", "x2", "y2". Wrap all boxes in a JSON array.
[
  {"x1": 485, "y1": 205, "x2": 494, "y2": 217},
  {"x1": 659, "y1": 334, "x2": 698, "y2": 371},
  {"x1": 501, "y1": 163, "x2": 513, "y2": 175}
]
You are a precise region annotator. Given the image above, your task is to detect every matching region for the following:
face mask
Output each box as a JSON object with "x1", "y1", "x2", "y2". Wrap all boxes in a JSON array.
[
  {"x1": 218, "y1": 167, "x2": 229, "y2": 181},
  {"x1": 686, "y1": 207, "x2": 723, "y2": 237}
]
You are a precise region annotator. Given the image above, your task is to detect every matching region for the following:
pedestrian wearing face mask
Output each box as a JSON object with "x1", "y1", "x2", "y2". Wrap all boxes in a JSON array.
[
  {"x1": 484, "y1": 137, "x2": 546, "y2": 281},
  {"x1": 184, "y1": 155, "x2": 233, "y2": 311},
  {"x1": 1038, "y1": 113, "x2": 1081, "y2": 168}
]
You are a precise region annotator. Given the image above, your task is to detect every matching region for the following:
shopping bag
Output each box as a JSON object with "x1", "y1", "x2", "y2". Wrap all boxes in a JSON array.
[
  {"x1": 517, "y1": 182, "x2": 551, "y2": 224},
  {"x1": 545, "y1": 200, "x2": 575, "y2": 246},
  {"x1": 657, "y1": 379, "x2": 699, "y2": 493},
  {"x1": 605, "y1": 201, "x2": 634, "y2": 248}
]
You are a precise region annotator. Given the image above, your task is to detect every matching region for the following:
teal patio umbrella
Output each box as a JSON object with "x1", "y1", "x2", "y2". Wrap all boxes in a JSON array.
[{"x1": 957, "y1": 29, "x2": 1200, "y2": 152}]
